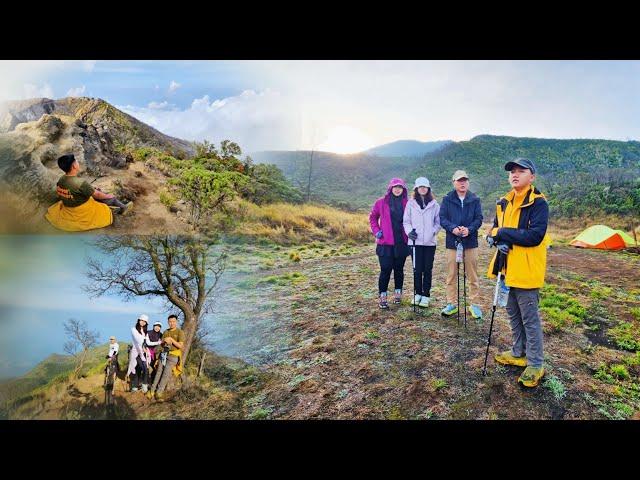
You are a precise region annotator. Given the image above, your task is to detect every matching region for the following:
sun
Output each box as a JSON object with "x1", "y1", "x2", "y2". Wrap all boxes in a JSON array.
[{"x1": 316, "y1": 125, "x2": 374, "y2": 154}]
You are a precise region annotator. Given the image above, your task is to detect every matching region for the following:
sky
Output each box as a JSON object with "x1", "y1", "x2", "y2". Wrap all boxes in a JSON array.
[{"x1": 0, "y1": 60, "x2": 639, "y2": 153}]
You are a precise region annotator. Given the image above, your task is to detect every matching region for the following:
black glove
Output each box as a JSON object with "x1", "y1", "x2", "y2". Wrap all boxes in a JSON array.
[
  {"x1": 408, "y1": 229, "x2": 418, "y2": 241},
  {"x1": 497, "y1": 243, "x2": 510, "y2": 255},
  {"x1": 486, "y1": 235, "x2": 496, "y2": 248}
]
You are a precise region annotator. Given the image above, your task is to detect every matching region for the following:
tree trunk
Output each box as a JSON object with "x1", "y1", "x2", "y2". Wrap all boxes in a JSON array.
[
  {"x1": 180, "y1": 311, "x2": 198, "y2": 368},
  {"x1": 197, "y1": 352, "x2": 207, "y2": 377}
]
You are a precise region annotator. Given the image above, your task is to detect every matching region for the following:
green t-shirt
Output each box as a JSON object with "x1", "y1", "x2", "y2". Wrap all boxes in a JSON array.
[
  {"x1": 162, "y1": 328, "x2": 185, "y2": 354},
  {"x1": 56, "y1": 175, "x2": 95, "y2": 207}
]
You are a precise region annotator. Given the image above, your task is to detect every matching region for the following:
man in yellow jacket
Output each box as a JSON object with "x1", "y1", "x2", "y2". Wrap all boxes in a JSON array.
[{"x1": 486, "y1": 158, "x2": 549, "y2": 387}]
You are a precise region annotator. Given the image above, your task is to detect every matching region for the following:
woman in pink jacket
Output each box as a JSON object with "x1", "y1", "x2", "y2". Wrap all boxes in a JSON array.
[
  {"x1": 403, "y1": 177, "x2": 441, "y2": 308},
  {"x1": 369, "y1": 178, "x2": 410, "y2": 309}
]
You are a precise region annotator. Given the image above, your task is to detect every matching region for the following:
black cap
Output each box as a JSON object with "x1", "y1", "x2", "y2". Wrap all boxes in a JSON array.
[
  {"x1": 504, "y1": 157, "x2": 536, "y2": 174},
  {"x1": 57, "y1": 154, "x2": 76, "y2": 173}
]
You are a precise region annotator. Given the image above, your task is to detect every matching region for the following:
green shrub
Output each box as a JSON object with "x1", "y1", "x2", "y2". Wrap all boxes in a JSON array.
[
  {"x1": 543, "y1": 375, "x2": 567, "y2": 400},
  {"x1": 610, "y1": 364, "x2": 630, "y2": 380},
  {"x1": 159, "y1": 189, "x2": 177, "y2": 209},
  {"x1": 608, "y1": 322, "x2": 640, "y2": 351},
  {"x1": 432, "y1": 379, "x2": 448, "y2": 391}
]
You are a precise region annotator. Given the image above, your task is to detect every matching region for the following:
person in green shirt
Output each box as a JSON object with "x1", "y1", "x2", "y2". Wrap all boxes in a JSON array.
[
  {"x1": 45, "y1": 154, "x2": 133, "y2": 231},
  {"x1": 147, "y1": 314, "x2": 185, "y2": 402},
  {"x1": 54, "y1": 154, "x2": 132, "y2": 213}
]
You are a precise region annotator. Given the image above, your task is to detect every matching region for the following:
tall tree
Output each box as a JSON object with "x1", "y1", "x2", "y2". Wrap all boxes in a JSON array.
[
  {"x1": 84, "y1": 235, "x2": 226, "y2": 367},
  {"x1": 63, "y1": 318, "x2": 100, "y2": 380}
]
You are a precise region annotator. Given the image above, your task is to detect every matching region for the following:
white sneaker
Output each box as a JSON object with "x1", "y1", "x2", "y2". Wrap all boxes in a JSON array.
[
  {"x1": 419, "y1": 296, "x2": 431, "y2": 308},
  {"x1": 131, "y1": 387, "x2": 139, "y2": 392},
  {"x1": 412, "y1": 294, "x2": 423, "y2": 305},
  {"x1": 141, "y1": 384, "x2": 148, "y2": 393}
]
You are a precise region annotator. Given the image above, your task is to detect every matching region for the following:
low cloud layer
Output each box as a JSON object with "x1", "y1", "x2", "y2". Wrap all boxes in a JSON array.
[{"x1": 119, "y1": 88, "x2": 302, "y2": 153}]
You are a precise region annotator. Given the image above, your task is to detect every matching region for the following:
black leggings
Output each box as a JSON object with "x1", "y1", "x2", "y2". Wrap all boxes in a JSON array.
[
  {"x1": 378, "y1": 254, "x2": 407, "y2": 293},
  {"x1": 411, "y1": 245, "x2": 436, "y2": 296},
  {"x1": 130, "y1": 356, "x2": 149, "y2": 388}
]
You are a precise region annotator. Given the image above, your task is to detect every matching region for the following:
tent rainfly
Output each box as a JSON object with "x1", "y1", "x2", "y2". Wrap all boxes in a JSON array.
[{"x1": 570, "y1": 224, "x2": 638, "y2": 250}]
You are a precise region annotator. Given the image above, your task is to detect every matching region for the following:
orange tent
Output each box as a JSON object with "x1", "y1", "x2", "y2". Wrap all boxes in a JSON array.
[{"x1": 569, "y1": 225, "x2": 627, "y2": 250}]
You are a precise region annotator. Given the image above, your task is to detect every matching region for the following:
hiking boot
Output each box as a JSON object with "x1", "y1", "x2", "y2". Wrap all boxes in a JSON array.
[
  {"x1": 419, "y1": 296, "x2": 430, "y2": 308},
  {"x1": 469, "y1": 304, "x2": 483, "y2": 320},
  {"x1": 494, "y1": 350, "x2": 527, "y2": 367},
  {"x1": 154, "y1": 392, "x2": 165, "y2": 402},
  {"x1": 393, "y1": 289, "x2": 402, "y2": 304},
  {"x1": 518, "y1": 366, "x2": 545, "y2": 387},
  {"x1": 146, "y1": 390, "x2": 154, "y2": 400},
  {"x1": 412, "y1": 294, "x2": 423, "y2": 305},
  {"x1": 441, "y1": 303, "x2": 458, "y2": 316},
  {"x1": 119, "y1": 201, "x2": 133, "y2": 215},
  {"x1": 379, "y1": 293, "x2": 389, "y2": 309}
]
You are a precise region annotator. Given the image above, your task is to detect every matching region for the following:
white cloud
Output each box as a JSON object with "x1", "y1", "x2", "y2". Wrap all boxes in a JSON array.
[
  {"x1": 82, "y1": 60, "x2": 97, "y2": 72},
  {"x1": 155, "y1": 84, "x2": 160, "y2": 90},
  {"x1": 168, "y1": 80, "x2": 181, "y2": 93},
  {"x1": 118, "y1": 88, "x2": 301, "y2": 152},
  {"x1": 147, "y1": 100, "x2": 169, "y2": 109},
  {"x1": 66, "y1": 85, "x2": 86, "y2": 97},
  {"x1": 23, "y1": 82, "x2": 54, "y2": 99}
]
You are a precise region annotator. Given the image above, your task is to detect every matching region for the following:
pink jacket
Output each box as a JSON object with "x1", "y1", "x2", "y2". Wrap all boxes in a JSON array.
[
  {"x1": 369, "y1": 178, "x2": 409, "y2": 246},
  {"x1": 403, "y1": 198, "x2": 441, "y2": 246}
]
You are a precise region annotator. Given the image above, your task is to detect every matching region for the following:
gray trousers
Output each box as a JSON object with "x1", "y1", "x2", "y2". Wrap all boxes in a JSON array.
[
  {"x1": 151, "y1": 354, "x2": 179, "y2": 393},
  {"x1": 506, "y1": 287, "x2": 544, "y2": 368}
]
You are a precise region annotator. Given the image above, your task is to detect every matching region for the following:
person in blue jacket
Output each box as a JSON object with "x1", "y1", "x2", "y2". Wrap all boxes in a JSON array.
[{"x1": 439, "y1": 170, "x2": 484, "y2": 319}]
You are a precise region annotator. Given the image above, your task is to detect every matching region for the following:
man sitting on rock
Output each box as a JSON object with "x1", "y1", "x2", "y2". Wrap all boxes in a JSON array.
[{"x1": 45, "y1": 153, "x2": 132, "y2": 231}]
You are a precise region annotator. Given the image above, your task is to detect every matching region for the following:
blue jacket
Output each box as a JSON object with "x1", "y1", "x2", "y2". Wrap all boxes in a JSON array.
[{"x1": 439, "y1": 190, "x2": 483, "y2": 249}]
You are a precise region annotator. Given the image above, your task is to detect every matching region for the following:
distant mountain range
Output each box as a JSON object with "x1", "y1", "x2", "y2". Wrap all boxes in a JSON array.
[
  {"x1": 252, "y1": 135, "x2": 640, "y2": 217},
  {"x1": 364, "y1": 139, "x2": 452, "y2": 157}
]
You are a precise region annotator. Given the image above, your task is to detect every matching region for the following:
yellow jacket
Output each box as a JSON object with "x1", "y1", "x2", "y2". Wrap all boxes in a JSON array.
[{"x1": 487, "y1": 186, "x2": 549, "y2": 289}]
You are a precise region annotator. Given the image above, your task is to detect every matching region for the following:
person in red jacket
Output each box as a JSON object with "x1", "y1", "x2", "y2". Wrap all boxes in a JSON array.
[{"x1": 369, "y1": 178, "x2": 410, "y2": 309}]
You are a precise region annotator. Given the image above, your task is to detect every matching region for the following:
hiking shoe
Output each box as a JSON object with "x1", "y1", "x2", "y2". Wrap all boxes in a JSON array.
[
  {"x1": 419, "y1": 296, "x2": 430, "y2": 308},
  {"x1": 393, "y1": 290, "x2": 402, "y2": 304},
  {"x1": 130, "y1": 387, "x2": 139, "y2": 392},
  {"x1": 146, "y1": 391, "x2": 154, "y2": 400},
  {"x1": 469, "y1": 304, "x2": 483, "y2": 320},
  {"x1": 441, "y1": 303, "x2": 458, "y2": 316},
  {"x1": 412, "y1": 294, "x2": 423, "y2": 305},
  {"x1": 141, "y1": 383, "x2": 148, "y2": 393},
  {"x1": 119, "y1": 201, "x2": 133, "y2": 215},
  {"x1": 154, "y1": 392, "x2": 165, "y2": 402},
  {"x1": 494, "y1": 350, "x2": 527, "y2": 367},
  {"x1": 379, "y1": 293, "x2": 389, "y2": 309},
  {"x1": 518, "y1": 366, "x2": 545, "y2": 387}
]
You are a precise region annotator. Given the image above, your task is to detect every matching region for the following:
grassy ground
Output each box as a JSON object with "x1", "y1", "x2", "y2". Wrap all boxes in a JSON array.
[{"x1": 206, "y1": 235, "x2": 640, "y2": 419}]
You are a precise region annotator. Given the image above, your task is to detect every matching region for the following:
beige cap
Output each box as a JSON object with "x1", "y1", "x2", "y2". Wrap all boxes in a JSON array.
[{"x1": 452, "y1": 170, "x2": 469, "y2": 181}]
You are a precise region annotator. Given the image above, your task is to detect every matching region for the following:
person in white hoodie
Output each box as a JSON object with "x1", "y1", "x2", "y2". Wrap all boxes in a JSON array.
[
  {"x1": 127, "y1": 314, "x2": 151, "y2": 392},
  {"x1": 403, "y1": 177, "x2": 441, "y2": 307}
]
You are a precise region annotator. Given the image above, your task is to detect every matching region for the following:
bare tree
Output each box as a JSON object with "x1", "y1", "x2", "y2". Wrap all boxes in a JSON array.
[
  {"x1": 63, "y1": 318, "x2": 100, "y2": 380},
  {"x1": 84, "y1": 235, "x2": 226, "y2": 367}
]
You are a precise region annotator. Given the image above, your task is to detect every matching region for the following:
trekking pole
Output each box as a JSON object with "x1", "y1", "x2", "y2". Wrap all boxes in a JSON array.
[
  {"x1": 482, "y1": 251, "x2": 504, "y2": 376},
  {"x1": 412, "y1": 236, "x2": 417, "y2": 314},
  {"x1": 463, "y1": 247, "x2": 467, "y2": 329},
  {"x1": 455, "y1": 236, "x2": 463, "y2": 326},
  {"x1": 456, "y1": 260, "x2": 460, "y2": 325}
]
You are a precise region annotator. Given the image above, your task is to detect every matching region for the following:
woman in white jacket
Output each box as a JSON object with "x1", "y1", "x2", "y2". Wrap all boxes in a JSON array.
[
  {"x1": 127, "y1": 314, "x2": 151, "y2": 392},
  {"x1": 403, "y1": 177, "x2": 441, "y2": 307}
]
